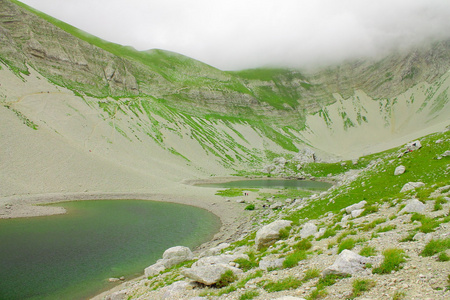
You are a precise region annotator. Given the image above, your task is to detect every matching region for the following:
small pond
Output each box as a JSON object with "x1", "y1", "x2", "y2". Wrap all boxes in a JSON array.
[
  {"x1": 196, "y1": 179, "x2": 332, "y2": 191},
  {"x1": 0, "y1": 200, "x2": 220, "y2": 300}
]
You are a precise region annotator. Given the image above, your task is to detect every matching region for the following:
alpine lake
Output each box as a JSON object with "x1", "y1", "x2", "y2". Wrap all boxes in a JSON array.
[{"x1": 0, "y1": 180, "x2": 331, "y2": 300}]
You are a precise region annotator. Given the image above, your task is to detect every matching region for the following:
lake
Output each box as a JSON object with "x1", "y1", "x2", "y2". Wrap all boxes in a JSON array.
[
  {"x1": 196, "y1": 179, "x2": 332, "y2": 190},
  {"x1": 0, "y1": 200, "x2": 220, "y2": 300}
]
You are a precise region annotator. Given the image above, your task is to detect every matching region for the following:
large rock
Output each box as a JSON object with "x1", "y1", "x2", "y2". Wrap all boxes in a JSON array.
[
  {"x1": 400, "y1": 182, "x2": 425, "y2": 193},
  {"x1": 182, "y1": 264, "x2": 242, "y2": 285},
  {"x1": 144, "y1": 261, "x2": 166, "y2": 278},
  {"x1": 406, "y1": 140, "x2": 422, "y2": 151},
  {"x1": 399, "y1": 199, "x2": 426, "y2": 214},
  {"x1": 105, "y1": 290, "x2": 128, "y2": 300},
  {"x1": 144, "y1": 246, "x2": 193, "y2": 277},
  {"x1": 162, "y1": 246, "x2": 194, "y2": 268},
  {"x1": 161, "y1": 281, "x2": 193, "y2": 299},
  {"x1": 200, "y1": 243, "x2": 230, "y2": 257},
  {"x1": 351, "y1": 209, "x2": 364, "y2": 218},
  {"x1": 394, "y1": 165, "x2": 406, "y2": 175},
  {"x1": 255, "y1": 220, "x2": 292, "y2": 249},
  {"x1": 322, "y1": 250, "x2": 369, "y2": 276},
  {"x1": 300, "y1": 222, "x2": 318, "y2": 239},
  {"x1": 193, "y1": 254, "x2": 249, "y2": 267},
  {"x1": 345, "y1": 201, "x2": 367, "y2": 214}
]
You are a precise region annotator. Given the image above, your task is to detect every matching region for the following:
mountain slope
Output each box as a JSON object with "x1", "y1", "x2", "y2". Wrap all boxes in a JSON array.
[{"x1": 1, "y1": 0, "x2": 450, "y2": 197}]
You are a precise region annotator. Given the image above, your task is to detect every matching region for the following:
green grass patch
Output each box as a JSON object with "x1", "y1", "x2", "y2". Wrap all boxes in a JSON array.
[
  {"x1": 263, "y1": 276, "x2": 302, "y2": 292},
  {"x1": 239, "y1": 289, "x2": 259, "y2": 300},
  {"x1": 359, "y1": 246, "x2": 377, "y2": 257},
  {"x1": 215, "y1": 270, "x2": 238, "y2": 288},
  {"x1": 420, "y1": 238, "x2": 450, "y2": 257},
  {"x1": 338, "y1": 238, "x2": 356, "y2": 253},
  {"x1": 283, "y1": 250, "x2": 307, "y2": 268},
  {"x1": 372, "y1": 248, "x2": 406, "y2": 274},
  {"x1": 302, "y1": 268, "x2": 321, "y2": 282},
  {"x1": 293, "y1": 239, "x2": 313, "y2": 251},
  {"x1": 216, "y1": 188, "x2": 257, "y2": 197},
  {"x1": 350, "y1": 278, "x2": 376, "y2": 298}
]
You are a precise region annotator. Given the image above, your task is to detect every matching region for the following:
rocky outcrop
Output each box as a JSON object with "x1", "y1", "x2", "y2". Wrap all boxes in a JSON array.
[
  {"x1": 144, "y1": 246, "x2": 193, "y2": 277},
  {"x1": 400, "y1": 182, "x2": 425, "y2": 193},
  {"x1": 299, "y1": 222, "x2": 317, "y2": 239},
  {"x1": 399, "y1": 199, "x2": 426, "y2": 214},
  {"x1": 182, "y1": 264, "x2": 242, "y2": 286}
]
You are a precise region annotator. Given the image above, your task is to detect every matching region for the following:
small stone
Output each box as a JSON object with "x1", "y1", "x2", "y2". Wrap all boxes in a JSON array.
[{"x1": 394, "y1": 165, "x2": 406, "y2": 175}]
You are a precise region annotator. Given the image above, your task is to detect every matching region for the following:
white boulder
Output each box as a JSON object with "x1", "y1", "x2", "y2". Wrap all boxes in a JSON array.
[
  {"x1": 394, "y1": 165, "x2": 406, "y2": 175},
  {"x1": 345, "y1": 201, "x2": 367, "y2": 214},
  {"x1": 406, "y1": 140, "x2": 422, "y2": 151},
  {"x1": 400, "y1": 182, "x2": 425, "y2": 193},
  {"x1": 162, "y1": 246, "x2": 194, "y2": 268},
  {"x1": 351, "y1": 208, "x2": 364, "y2": 218},
  {"x1": 399, "y1": 199, "x2": 426, "y2": 214},
  {"x1": 193, "y1": 254, "x2": 248, "y2": 267},
  {"x1": 259, "y1": 256, "x2": 285, "y2": 270},
  {"x1": 200, "y1": 243, "x2": 230, "y2": 257},
  {"x1": 144, "y1": 261, "x2": 166, "y2": 278},
  {"x1": 182, "y1": 264, "x2": 242, "y2": 286},
  {"x1": 300, "y1": 222, "x2": 318, "y2": 239},
  {"x1": 255, "y1": 220, "x2": 292, "y2": 249},
  {"x1": 322, "y1": 250, "x2": 369, "y2": 276}
]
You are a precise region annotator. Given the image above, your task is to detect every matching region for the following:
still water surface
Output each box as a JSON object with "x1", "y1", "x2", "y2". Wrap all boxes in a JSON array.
[
  {"x1": 0, "y1": 200, "x2": 220, "y2": 300},
  {"x1": 197, "y1": 179, "x2": 332, "y2": 190}
]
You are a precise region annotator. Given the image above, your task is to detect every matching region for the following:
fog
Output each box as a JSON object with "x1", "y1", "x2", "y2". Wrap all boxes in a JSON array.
[{"x1": 21, "y1": 0, "x2": 450, "y2": 70}]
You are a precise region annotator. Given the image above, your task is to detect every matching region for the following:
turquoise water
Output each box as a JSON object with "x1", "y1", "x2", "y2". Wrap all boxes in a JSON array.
[
  {"x1": 197, "y1": 179, "x2": 332, "y2": 190},
  {"x1": 0, "y1": 200, "x2": 220, "y2": 300}
]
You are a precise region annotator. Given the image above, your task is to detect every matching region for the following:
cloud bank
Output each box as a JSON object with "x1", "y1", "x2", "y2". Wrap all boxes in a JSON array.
[{"x1": 21, "y1": 0, "x2": 450, "y2": 70}]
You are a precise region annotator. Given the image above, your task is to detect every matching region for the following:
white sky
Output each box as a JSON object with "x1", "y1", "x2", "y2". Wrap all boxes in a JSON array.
[{"x1": 20, "y1": 0, "x2": 450, "y2": 70}]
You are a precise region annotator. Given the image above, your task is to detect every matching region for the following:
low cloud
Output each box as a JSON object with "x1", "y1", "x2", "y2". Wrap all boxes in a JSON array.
[{"x1": 22, "y1": 0, "x2": 450, "y2": 70}]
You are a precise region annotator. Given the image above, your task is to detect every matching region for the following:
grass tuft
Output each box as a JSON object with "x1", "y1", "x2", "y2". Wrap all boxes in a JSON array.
[{"x1": 372, "y1": 248, "x2": 406, "y2": 274}]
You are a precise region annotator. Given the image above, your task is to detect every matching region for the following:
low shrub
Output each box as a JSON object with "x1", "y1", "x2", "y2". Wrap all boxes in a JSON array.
[
  {"x1": 294, "y1": 239, "x2": 313, "y2": 251},
  {"x1": 244, "y1": 204, "x2": 255, "y2": 210},
  {"x1": 239, "y1": 289, "x2": 259, "y2": 300},
  {"x1": 302, "y1": 268, "x2": 321, "y2": 282}
]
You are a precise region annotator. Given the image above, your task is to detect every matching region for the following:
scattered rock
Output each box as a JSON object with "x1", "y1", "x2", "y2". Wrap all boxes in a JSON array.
[
  {"x1": 315, "y1": 227, "x2": 326, "y2": 239},
  {"x1": 271, "y1": 201, "x2": 284, "y2": 210},
  {"x1": 105, "y1": 290, "x2": 128, "y2": 300},
  {"x1": 345, "y1": 200, "x2": 367, "y2": 214},
  {"x1": 193, "y1": 254, "x2": 248, "y2": 267},
  {"x1": 400, "y1": 182, "x2": 425, "y2": 193},
  {"x1": 108, "y1": 277, "x2": 120, "y2": 282},
  {"x1": 255, "y1": 220, "x2": 292, "y2": 250},
  {"x1": 399, "y1": 199, "x2": 426, "y2": 214},
  {"x1": 322, "y1": 250, "x2": 369, "y2": 276},
  {"x1": 236, "y1": 199, "x2": 245, "y2": 203},
  {"x1": 406, "y1": 140, "x2": 422, "y2": 151},
  {"x1": 442, "y1": 150, "x2": 450, "y2": 157},
  {"x1": 272, "y1": 297, "x2": 306, "y2": 300},
  {"x1": 394, "y1": 165, "x2": 406, "y2": 175},
  {"x1": 162, "y1": 246, "x2": 194, "y2": 268},
  {"x1": 144, "y1": 261, "x2": 166, "y2": 278},
  {"x1": 351, "y1": 208, "x2": 364, "y2": 218},
  {"x1": 300, "y1": 222, "x2": 318, "y2": 239},
  {"x1": 200, "y1": 243, "x2": 230, "y2": 257},
  {"x1": 182, "y1": 264, "x2": 242, "y2": 286},
  {"x1": 259, "y1": 256, "x2": 285, "y2": 270}
]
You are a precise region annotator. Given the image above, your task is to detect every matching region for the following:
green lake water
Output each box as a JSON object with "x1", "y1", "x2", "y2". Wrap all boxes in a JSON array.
[
  {"x1": 197, "y1": 179, "x2": 332, "y2": 190},
  {"x1": 0, "y1": 200, "x2": 220, "y2": 300}
]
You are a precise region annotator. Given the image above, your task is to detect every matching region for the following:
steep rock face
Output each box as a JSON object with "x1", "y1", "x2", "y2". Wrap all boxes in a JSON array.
[{"x1": 0, "y1": 0, "x2": 140, "y2": 97}]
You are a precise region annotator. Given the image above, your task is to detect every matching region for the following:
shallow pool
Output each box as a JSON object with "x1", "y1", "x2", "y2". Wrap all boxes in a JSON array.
[{"x1": 0, "y1": 200, "x2": 220, "y2": 300}]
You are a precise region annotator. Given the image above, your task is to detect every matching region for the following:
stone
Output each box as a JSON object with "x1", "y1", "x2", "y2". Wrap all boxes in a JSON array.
[
  {"x1": 394, "y1": 165, "x2": 406, "y2": 175},
  {"x1": 351, "y1": 209, "x2": 364, "y2": 218},
  {"x1": 300, "y1": 222, "x2": 318, "y2": 239},
  {"x1": 255, "y1": 220, "x2": 292, "y2": 249},
  {"x1": 236, "y1": 199, "x2": 245, "y2": 203},
  {"x1": 442, "y1": 150, "x2": 450, "y2": 157},
  {"x1": 200, "y1": 243, "x2": 230, "y2": 257},
  {"x1": 144, "y1": 261, "x2": 166, "y2": 277},
  {"x1": 162, "y1": 246, "x2": 194, "y2": 268},
  {"x1": 322, "y1": 250, "x2": 369, "y2": 276},
  {"x1": 271, "y1": 201, "x2": 284, "y2": 210},
  {"x1": 105, "y1": 290, "x2": 128, "y2": 300},
  {"x1": 161, "y1": 281, "x2": 192, "y2": 299},
  {"x1": 315, "y1": 227, "x2": 326, "y2": 239},
  {"x1": 181, "y1": 264, "x2": 242, "y2": 285},
  {"x1": 108, "y1": 277, "x2": 120, "y2": 282},
  {"x1": 272, "y1": 297, "x2": 306, "y2": 300},
  {"x1": 400, "y1": 182, "x2": 425, "y2": 193},
  {"x1": 345, "y1": 201, "x2": 367, "y2": 214},
  {"x1": 406, "y1": 140, "x2": 422, "y2": 151},
  {"x1": 259, "y1": 257, "x2": 285, "y2": 270},
  {"x1": 399, "y1": 199, "x2": 426, "y2": 214},
  {"x1": 193, "y1": 254, "x2": 249, "y2": 267}
]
